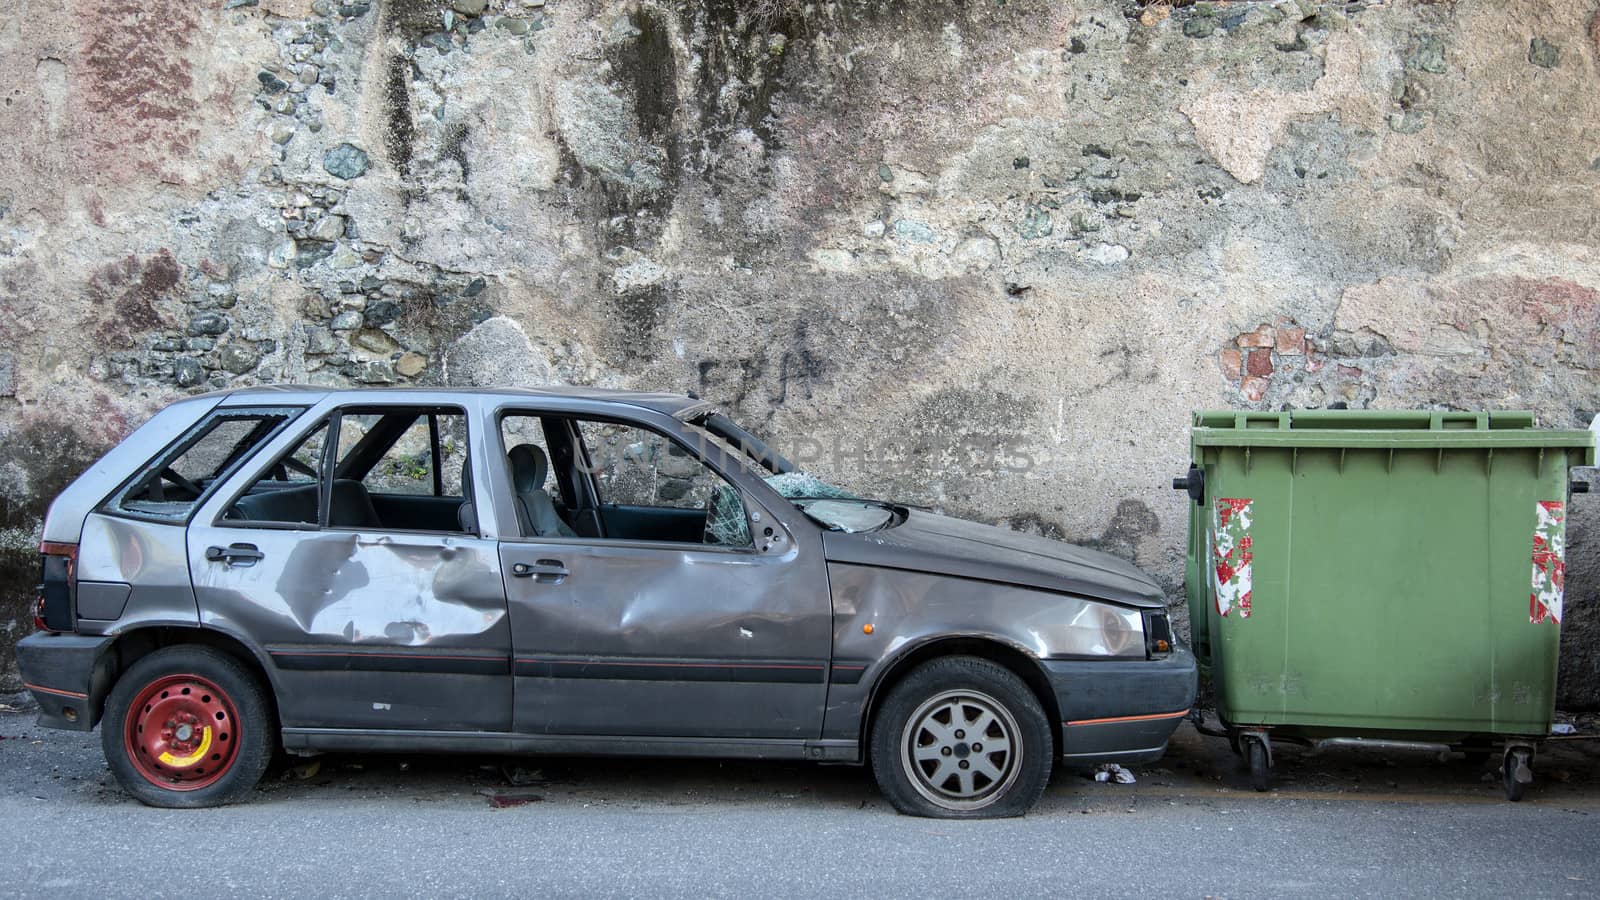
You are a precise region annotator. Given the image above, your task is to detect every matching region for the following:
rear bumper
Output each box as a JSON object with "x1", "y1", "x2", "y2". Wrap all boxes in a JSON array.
[
  {"x1": 15, "y1": 632, "x2": 116, "y2": 732},
  {"x1": 1043, "y1": 644, "x2": 1198, "y2": 766}
]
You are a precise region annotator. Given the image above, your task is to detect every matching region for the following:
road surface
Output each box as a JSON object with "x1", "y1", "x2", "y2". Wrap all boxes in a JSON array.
[{"x1": 2, "y1": 696, "x2": 1598, "y2": 898}]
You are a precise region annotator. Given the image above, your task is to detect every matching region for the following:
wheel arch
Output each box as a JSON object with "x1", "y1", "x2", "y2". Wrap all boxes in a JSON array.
[
  {"x1": 859, "y1": 635, "x2": 1062, "y2": 756},
  {"x1": 98, "y1": 626, "x2": 280, "y2": 727}
]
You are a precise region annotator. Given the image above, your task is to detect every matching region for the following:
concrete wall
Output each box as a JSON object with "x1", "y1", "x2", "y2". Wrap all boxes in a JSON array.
[{"x1": 3, "y1": 0, "x2": 1600, "y2": 703}]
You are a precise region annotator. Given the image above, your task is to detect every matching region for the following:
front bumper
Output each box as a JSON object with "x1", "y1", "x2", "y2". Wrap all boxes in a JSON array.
[
  {"x1": 1043, "y1": 643, "x2": 1198, "y2": 766},
  {"x1": 15, "y1": 632, "x2": 116, "y2": 732}
]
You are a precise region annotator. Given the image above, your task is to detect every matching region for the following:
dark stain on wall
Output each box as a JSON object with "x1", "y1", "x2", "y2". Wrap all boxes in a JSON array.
[
  {"x1": 442, "y1": 121, "x2": 471, "y2": 183},
  {"x1": 383, "y1": 54, "x2": 417, "y2": 175},
  {"x1": 607, "y1": 283, "x2": 670, "y2": 361},
  {"x1": 0, "y1": 421, "x2": 105, "y2": 690},
  {"x1": 681, "y1": 0, "x2": 802, "y2": 173},
  {"x1": 1081, "y1": 498, "x2": 1161, "y2": 562},
  {"x1": 619, "y1": 7, "x2": 680, "y2": 174},
  {"x1": 580, "y1": 7, "x2": 685, "y2": 250}
]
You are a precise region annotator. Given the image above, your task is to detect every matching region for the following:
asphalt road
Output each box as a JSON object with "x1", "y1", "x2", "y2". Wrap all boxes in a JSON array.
[{"x1": 3, "y1": 696, "x2": 1600, "y2": 899}]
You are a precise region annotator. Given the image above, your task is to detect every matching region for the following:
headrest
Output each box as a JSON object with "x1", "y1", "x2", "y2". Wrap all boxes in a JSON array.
[
  {"x1": 508, "y1": 443, "x2": 550, "y2": 493},
  {"x1": 460, "y1": 457, "x2": 473, "y2": 498}
]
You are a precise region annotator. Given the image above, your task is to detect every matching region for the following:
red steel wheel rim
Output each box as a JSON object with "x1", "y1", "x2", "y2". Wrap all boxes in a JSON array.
[{"x1": 124, "y1": 673, "x2": 241, "y2": 792}]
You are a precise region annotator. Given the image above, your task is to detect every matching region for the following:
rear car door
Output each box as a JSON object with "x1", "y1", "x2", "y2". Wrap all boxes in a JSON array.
[
  {"x1": 187, "y1": 398, "x2": 512, "y2": 734},
  {"x1": 490, "y1": 407, "x2": 833, "y2": 741}
]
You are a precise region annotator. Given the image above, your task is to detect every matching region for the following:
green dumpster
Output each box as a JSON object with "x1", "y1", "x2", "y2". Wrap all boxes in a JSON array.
[{"x1": 1177, "y1": 409, "x2": 1595, "y2": 798}]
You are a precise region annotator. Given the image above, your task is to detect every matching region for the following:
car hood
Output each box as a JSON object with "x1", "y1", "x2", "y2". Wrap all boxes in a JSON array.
[{"x1": 820, "y1": 507, "x2": 1166, "y2": 608}]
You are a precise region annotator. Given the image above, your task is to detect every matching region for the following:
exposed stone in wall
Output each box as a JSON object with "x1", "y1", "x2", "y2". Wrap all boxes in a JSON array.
[{"x1": 2, "y1": 0, "x2": 1600, "y2": 704}]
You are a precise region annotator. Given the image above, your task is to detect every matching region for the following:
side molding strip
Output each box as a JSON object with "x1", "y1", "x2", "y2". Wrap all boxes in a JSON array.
[{"x1": 1066, "y1": 708, "x2": 1190, "y2": 726}]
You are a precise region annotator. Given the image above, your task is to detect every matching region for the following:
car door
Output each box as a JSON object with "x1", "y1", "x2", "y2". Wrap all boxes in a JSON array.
[
  {"x1": 188, "y1": 398, "x2": 513, "y2": 734},
  {"x1": 491, "y1": 408, "x2": 832, "y2": 741}
]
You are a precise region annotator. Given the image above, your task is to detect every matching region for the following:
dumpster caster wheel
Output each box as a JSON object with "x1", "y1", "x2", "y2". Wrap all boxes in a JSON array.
[
  {"x1": 1502, "y1": 748, "x2": 1534, "y2": 802},
  {"x1": 1244, "y1": 738, "x2": 1271, "y2": 792}
]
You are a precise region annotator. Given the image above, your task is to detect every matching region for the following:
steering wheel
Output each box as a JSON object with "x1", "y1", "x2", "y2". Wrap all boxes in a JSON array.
[
  {"x1": 282, "y1": 456, "x2": 319, "y2": 478},
  {"x1": 159, "y1": 467, "x2": 204, "y2": 497}
]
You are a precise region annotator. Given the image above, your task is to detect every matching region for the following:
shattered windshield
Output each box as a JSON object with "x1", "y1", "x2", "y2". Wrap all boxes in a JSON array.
[
  {"x1": 758, "y1": 471, "x2": 893, "y2": 533},
  {"x1": 790, "y1": 498, "x2": 896, "y2": 533},
  {"x1": 689, "y1": 414, "x2": 898, "y2": 534}
]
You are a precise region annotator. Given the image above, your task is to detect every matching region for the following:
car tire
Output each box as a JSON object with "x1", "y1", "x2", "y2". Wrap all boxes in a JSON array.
[
  {"x1": 101, "y1": 646, "x2": 275, "y2": 808},
  {"x1": 870, "y1": 655, "x2": 1053, "y2": 819}
]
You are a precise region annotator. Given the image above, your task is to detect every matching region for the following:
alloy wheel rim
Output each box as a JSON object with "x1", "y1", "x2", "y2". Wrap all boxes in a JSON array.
[
  {"x1": 124, "y1": 674, "x2": 240, "y2": 791},
  {"x1": 900, "y1": 688, "x2": 1022, "y2": 810}
]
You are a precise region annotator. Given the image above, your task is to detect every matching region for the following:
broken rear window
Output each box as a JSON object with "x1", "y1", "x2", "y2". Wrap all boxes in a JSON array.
[{"x1": 106, "y1": 407, "x2": 301, "y2": 522}]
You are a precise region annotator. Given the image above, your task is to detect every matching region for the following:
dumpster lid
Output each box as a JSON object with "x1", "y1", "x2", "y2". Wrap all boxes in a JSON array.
[{"x1": 1191, "y1": 409, "x2": 1596, "y2": 463}]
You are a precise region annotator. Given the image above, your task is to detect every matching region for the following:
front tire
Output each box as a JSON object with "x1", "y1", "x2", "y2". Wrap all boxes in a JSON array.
[
  {"x1": 870, "y1": 656, "x2": 1052, "y2": 818},
  {"x1": 101, "y1": 646, "x2": 275, "y2": 808}
]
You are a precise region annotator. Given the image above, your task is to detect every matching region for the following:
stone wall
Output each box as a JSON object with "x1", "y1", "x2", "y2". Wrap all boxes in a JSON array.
[{"x1": 3, "y1": 0, "x2": 1600, "y2": 703}]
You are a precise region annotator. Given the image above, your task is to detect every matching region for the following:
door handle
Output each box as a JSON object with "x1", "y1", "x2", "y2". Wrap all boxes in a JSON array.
[
  {"x1": 510, "y1": 559, "x2": 568, "y2": 584},
  {"x1": 205, "y1": 543, "x2": 264, "y2": 567}
]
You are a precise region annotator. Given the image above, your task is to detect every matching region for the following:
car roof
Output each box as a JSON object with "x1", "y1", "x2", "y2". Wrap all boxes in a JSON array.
[{"x1": 204, "y1": 384, "x2": 715, "y2": 420}]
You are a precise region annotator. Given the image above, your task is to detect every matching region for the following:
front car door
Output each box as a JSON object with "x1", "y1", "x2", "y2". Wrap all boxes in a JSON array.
[
  {"x1": 187, "y1": 394, "x2": 512, "y2": 736},
  {"x1": 484, "y1": 401, "x2": 832, "y2": 744}
]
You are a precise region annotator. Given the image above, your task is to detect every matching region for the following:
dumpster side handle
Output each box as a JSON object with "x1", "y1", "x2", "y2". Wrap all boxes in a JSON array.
[{"x1": 1172, "y1": 465, "x2": 1205, "y2": 506}]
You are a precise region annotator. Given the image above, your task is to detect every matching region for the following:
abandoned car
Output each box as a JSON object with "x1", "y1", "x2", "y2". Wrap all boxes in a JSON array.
[{"x1": 18, "y1": 386, "x2": 1195, "y2": 817}]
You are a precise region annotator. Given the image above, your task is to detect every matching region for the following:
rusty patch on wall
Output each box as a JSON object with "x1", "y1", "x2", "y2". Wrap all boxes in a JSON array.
[
  {"x1": 72, "y1": 0, "x2": 202, "y2": 184},
  {"x1": 87, "y1": 250, "x2": 182, "y2": 348}
]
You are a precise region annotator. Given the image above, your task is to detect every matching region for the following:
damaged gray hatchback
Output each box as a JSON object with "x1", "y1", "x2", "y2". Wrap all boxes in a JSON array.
[{"x1": 18, "y1": 386, "x2": 1195, "y2": 817}]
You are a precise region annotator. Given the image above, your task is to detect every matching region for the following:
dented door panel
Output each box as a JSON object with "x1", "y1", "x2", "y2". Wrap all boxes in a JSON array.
[
  {"x1": 187, "y1": 525, "x2": 511, "y2": 732},
  {"x1": 502, "y1": 538, "x2": 831, "y2": 739}
]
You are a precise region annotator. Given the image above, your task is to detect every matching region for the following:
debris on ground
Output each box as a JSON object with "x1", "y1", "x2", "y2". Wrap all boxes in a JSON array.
[
  {"x1": 501, "y1": 764, "x2": 546, "y2": 786},
  {"x1": 284, "y1": 760, "x2": 322, "y2": 781},
  {"x1": 1093, "y1": 763, "x2": 1137, "y2": 784},
  {"x1": 478, "y1": 788, "x2": 544, "y2": 808},
  {"x1": 1553, "y1": 723, "x2": 1577, "y2": 735}
]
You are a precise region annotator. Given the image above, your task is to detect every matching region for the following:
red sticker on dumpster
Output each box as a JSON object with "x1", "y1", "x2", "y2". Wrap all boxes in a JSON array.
[
  {"x1": 1212, "y1": 498, "x2": 1253, "y2": 619},
  {"x1": 1530, "y1": 500, "x2": 1566, "y2": 624}
]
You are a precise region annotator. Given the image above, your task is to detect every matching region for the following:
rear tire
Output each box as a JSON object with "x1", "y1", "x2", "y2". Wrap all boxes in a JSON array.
[
  {"x1": 101, "y1": 646, "x2": 275, "y2": 808},
  {"x1": 869, "y1": 656, "x2": 1052, "y2": 819}
]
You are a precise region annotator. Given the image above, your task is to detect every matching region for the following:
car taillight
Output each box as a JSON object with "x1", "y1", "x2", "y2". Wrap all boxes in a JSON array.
[
  {"x1": 35, "y1": 542, "x2": 78, "y2": 633},
  {"x1": 1145, "y1": 609, "x2": 1174, "y2": 658}
]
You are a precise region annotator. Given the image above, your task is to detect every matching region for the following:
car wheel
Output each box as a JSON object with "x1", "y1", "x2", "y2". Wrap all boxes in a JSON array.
[
  {"x1": 870, "y1": 655, "x2": 1052, "y2": 819},
  {"x1": 101, "y1": 646, "x2": 275, "y2": 808}
]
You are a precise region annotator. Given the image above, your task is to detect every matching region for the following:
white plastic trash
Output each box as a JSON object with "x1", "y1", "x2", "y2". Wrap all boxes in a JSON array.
[{"x1": 1093, "y1": 763, "x2": 1136, "y2": 784}]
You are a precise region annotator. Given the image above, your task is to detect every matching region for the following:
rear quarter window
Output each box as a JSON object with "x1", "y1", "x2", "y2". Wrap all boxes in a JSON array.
[{"x1": 104, "y1": 407, "x2": 303, "y2": 523}]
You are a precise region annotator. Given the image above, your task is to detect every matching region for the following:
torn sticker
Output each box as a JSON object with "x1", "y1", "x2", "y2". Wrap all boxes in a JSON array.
[
  {"x1": 1530, "y1": 500, "x2": 1566, "y2": 624},
  {"x1": 1212, "y1": 498, "x2": 1253, "y2": 618}
]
